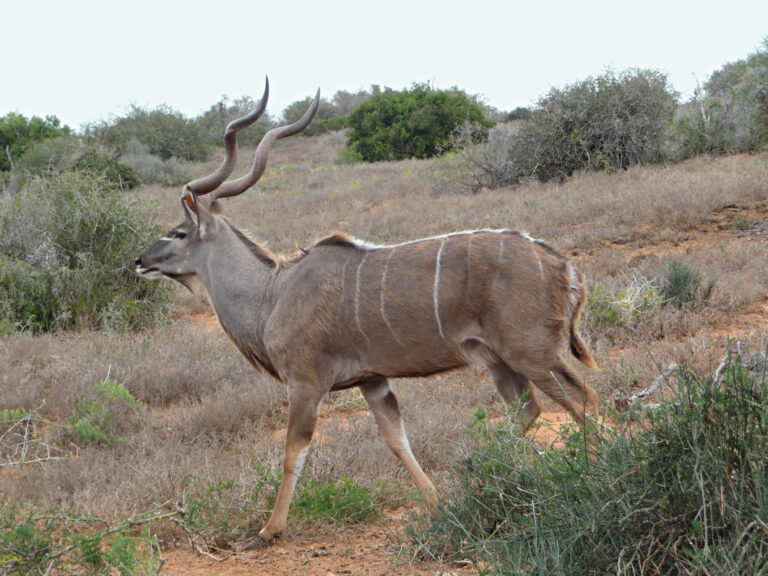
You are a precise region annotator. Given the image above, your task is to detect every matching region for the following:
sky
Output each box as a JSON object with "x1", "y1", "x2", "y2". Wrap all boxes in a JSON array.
[{"x1": 4, "y1": 0, "x2": 767, "y2": 131}]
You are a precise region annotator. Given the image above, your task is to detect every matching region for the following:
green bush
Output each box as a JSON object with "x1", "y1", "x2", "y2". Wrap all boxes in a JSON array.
[
  {"x1": 345, "y1": 83, "x2": 493, "y2": 162},
  {"x1": 0, "y1": 172, "x2": 172, "y2": 332},
  {"x1": 410, "y1": 346, "x2": 768, "y2": 575},
  {"x1": 9, "y1": 135, "x2": 80, "y2": 177},
  {"x1": 70, "y1": 148, "x2": 142, "y2": 190},
  {"x1": 294, "y1": 475, "x2": 380, "y2": 523},
  {"x1": 68, "y1": 379, "x2": 143, "y2": 446}
]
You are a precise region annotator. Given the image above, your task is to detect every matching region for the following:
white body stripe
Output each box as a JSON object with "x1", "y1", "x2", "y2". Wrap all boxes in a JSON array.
[
  {"x1": 433, "y1": 239, "x2": 447, "y2": 341},
  {"x1": 380, "y1": 249, "x2": 403, "y2": 346},
  {"x1": 354, "y1": 253, "x2": 368, "y2": 337}
]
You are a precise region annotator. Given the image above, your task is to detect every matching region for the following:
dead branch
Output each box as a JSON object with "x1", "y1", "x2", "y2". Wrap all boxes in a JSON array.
[
  {"x1": 614, "y1": 362, "x2": 678, "y2": 412},
  {"x1": 0, "y1": 403, "x2": 69, "y2": 467}
]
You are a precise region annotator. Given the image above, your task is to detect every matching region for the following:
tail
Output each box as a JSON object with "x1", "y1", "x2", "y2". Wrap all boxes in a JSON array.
[{"x1": 567, "y1": 267, "x2": 599, "y2": 371}]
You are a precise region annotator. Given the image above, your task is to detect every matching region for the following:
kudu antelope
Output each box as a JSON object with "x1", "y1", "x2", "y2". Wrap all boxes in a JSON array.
[{"x1": 135, "y1": 79, "x2": 600, "y2": 542}]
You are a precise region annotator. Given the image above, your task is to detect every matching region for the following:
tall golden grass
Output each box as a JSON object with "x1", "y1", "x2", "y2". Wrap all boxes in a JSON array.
[{"x1": 1, "y1": 133, "x2": 766, "y2": 536}]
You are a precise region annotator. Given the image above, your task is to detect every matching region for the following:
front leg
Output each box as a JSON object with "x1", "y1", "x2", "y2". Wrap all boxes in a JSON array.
[{"x1": 258, "y1": 383, "x2": 325, "y2": 541}]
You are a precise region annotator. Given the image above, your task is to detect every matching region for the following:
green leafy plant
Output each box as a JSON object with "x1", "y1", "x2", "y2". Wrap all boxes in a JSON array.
[
  {"x1": 180, "y1": 463, "x2": 281, "y2": 549},
  {"x1": 0, "y1": 408, "x2": 31, "y2": 424},
  {"x1": 293, "y1": 475, "x2": 380, "y2": 523},
  {"x1": 0, "y1": 500, "x2": 164, "y2": 575},
  {"x1": 345, "y1": 83, "x2": 492, "y2": 162},
  {"x1": 410, "y1": 345, "x2": 768, "y2": 575},
  {"x1": 68, "y1": 379, "x2": 143, "y2": 446}
]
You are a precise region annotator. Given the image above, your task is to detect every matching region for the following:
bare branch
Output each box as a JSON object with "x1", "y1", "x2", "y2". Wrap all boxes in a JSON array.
[
  {"x1": 614, "y1": 362, "x2": 678, "y2": 412},
  {"x1": 0, "y1": 403, "x2": 69, "y2": 467}
]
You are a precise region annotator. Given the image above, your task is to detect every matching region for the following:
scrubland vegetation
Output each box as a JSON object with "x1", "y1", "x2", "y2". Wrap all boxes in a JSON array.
[{"x1": 0, "y1": 39, "x2": 767, "y2": 574}]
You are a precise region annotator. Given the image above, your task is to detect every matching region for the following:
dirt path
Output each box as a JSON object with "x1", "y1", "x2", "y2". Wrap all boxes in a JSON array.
[{"x1": 161, "y1": 515, "x2": 474, "y2": 576}]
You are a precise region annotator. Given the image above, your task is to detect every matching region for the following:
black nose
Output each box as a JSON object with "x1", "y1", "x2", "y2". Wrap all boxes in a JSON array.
[{"x1": 135, "y1": 257, "x2": 142, "y2": 267}]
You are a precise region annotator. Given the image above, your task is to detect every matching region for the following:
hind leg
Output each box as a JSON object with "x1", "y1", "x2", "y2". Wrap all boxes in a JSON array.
[{"x1": 487, "y1": 361, "x2": 541, "y2": 429}]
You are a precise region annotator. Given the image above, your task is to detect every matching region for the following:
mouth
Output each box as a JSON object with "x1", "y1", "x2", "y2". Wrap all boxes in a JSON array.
[
  {"x1": 136, "y1": 266, "x2": 196, "y2": 291},
  {"x1": 135, "y1": 266, "x2": 166, "y2": 280}
]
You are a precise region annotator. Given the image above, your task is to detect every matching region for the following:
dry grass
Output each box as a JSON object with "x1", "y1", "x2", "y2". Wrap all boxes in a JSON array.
[{"x1": 2, "y1": 132, "x2": 767, "y2": 533}]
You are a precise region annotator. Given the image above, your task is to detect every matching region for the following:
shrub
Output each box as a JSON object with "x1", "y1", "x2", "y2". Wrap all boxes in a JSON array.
[
  {"x1": 410, "y1": 346, "x2": 768, "y2": 575},
  {"x1": 119, "y1": 139, "x2": 190, "y2": 186},
  {"x1": 657, "y1": 258, "x2": 714, "y2": 308},
  {"x1": 330, "y1": 88, "x2": 372, "y2": 116},
  {"x1": 0, "y1": 172, "x2": 172, "y2": 332},
  {"x1": 180, "y1": 464, "x2": 281, "y2": 549},
  {"x1": 584, "y1": 276, "x2": 663, "y2": 331},
  {"x1": 84, "y1": 104, "x2": 210, "y2": 162},
  {"x1": 8, "y1": 135, "x2": 80, "y2": 178},
  {"x1": 441, "y1": 69, "x2": 677, "y2": 187},
  {"x1": 345, "y1": 83, "x2": 493, "y2": 162},
  {"x1": 435, "y1": 122, "x2": 522, "y2": 191},
  {"x1": 515, "y1": 69, "x2": 677, "y2": 182},
  {"x1": 0, "y1": 500, "x2": 163, "y2": 574},
  {"x1": 70, "y1": 148, "x2": 142, "y2": 190},
  {"x1": 293, "y1": 475, "x2": 380, "y2": 523},
  {"x1": 670, "y1": 38, "x2": 768, "y2": 157},
  {"x1": 68, "y1": 378, "x2": 143, "y2": 446}
]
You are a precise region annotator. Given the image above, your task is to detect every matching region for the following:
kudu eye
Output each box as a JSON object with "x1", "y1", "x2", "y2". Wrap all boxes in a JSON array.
[{"x1": 175, "y1": 231, "x2": 187, "y2": 240}]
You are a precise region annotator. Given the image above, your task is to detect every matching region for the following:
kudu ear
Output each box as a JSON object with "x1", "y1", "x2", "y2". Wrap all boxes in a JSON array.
[
  {"x1": 181, "y1": 188, "x2": 218, "y2": 239},
  {"x1": 181, "y1": 188, "x2": 200, "y2": 227}
]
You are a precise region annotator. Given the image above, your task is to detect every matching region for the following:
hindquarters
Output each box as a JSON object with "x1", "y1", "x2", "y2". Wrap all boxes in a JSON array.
[{"x1": 465, "y1": 236, "x2": 599, "y2": 423}]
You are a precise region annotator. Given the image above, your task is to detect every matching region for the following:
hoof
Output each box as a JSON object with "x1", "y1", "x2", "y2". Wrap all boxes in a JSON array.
[
  {"x1": 255, "y1": 527, "x2": 281, "y2": 543},
  {"x1": 242, "y1": 534, "x2": 273, "y2": 551}
]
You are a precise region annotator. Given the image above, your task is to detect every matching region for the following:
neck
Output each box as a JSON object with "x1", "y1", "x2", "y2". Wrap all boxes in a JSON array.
[{"x1": 195, "y1": 221, "x2": 280, "y2": 372}]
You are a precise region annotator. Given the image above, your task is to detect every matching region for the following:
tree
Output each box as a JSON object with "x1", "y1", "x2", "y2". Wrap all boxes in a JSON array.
[
  {"x1": 673, "y1": 37, "x2": 768, "y2": 156},
  {"x1": 0, "y1": 113, "x2": 70, "y2": 171},
  {"x1": 280, "y1": 96, "x2": 336, "y2": 136},
  {"x1": 197, "y1": 95, "x2": 275, "y2": 147}
]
